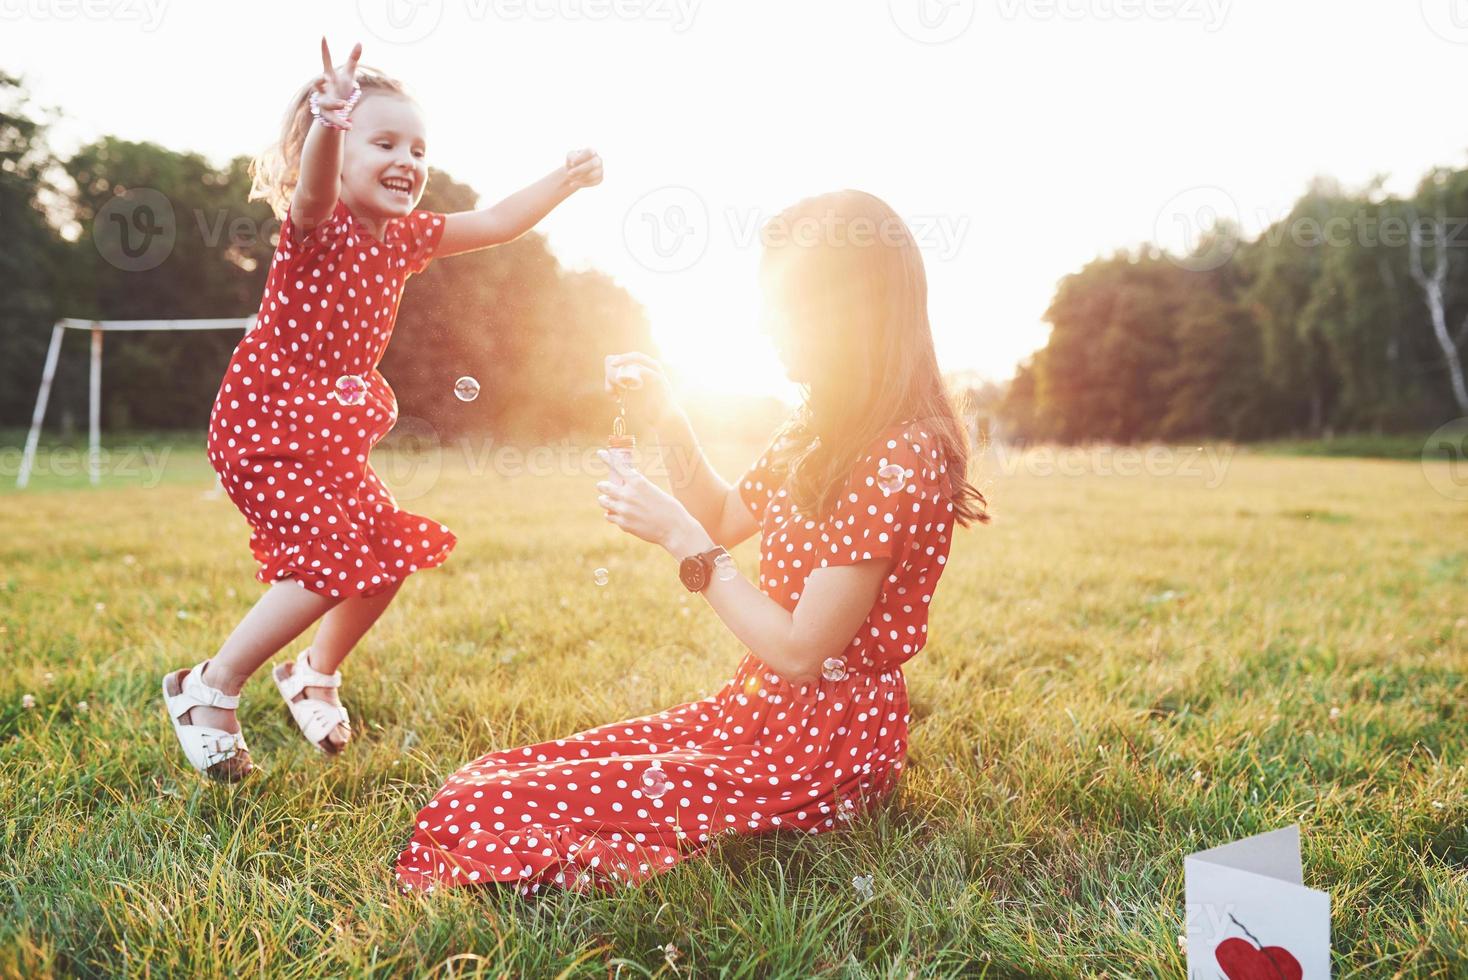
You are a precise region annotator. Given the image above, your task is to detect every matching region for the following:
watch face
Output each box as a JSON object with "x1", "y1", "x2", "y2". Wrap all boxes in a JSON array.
[{"x1": 679, "y1": 556, "x2": 707, "y2": 591}]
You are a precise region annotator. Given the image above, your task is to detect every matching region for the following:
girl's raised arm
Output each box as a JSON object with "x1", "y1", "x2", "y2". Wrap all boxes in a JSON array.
[
  {"x1": 436, "y1": 149, "x2": 603, "y2": 258},
  {"x1": 288, "y1": 38, "x2": 362, "y2": 241}
]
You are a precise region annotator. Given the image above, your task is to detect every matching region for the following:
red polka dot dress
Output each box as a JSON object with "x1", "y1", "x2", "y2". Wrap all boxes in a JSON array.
[
  {"x1": 206, "y1": 199, "x2": 455, "y2": 599},
  {"x1": 394, "y1": 420, "x2": 956, "y2": 895}
]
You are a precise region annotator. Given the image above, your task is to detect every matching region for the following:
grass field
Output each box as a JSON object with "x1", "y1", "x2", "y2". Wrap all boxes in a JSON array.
[{"x1": 1, "y1": 433, "x2": 1465, "y2": 977}]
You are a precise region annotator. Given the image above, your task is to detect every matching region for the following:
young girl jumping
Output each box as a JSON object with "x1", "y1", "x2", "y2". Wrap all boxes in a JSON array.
[{"x1": 163, "y1": 39, "x2": 603, "y2": 781}]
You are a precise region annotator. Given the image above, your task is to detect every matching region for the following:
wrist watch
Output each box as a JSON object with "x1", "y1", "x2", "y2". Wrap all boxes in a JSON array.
[{"x1": 679, "y1": 546, "x2": 731, "y2": 593}]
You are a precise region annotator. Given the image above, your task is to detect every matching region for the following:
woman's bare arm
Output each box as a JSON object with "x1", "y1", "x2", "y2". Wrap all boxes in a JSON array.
[
  {"x1": 650, "y1": 411, "x2": 760, "y2": 549},
  {"x1": 661, "y1": 519, "x2": 887, "y2": 685},
  {"x1": 597, "y1": 456, "x2": 887, "y2": 685}
]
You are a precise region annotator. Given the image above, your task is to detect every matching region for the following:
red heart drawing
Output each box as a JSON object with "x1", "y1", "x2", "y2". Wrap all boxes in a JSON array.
[{"x1": 1215, "y1": 937, "x2": 1304, "y2": 980}]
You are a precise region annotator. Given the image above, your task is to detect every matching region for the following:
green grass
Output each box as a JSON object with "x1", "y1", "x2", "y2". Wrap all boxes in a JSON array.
[
  {"x1": 1250, "y1": 431, "x2": 1461, "y2": 461},
  {"x1": 1, "y1": 436, "x2": 1465, "y2": 977}
]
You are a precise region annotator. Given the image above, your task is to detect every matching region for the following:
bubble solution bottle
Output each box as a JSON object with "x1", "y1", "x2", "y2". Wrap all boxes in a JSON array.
[{"x1": 607, "y1": 409, "x2": 637, "y2": 487}]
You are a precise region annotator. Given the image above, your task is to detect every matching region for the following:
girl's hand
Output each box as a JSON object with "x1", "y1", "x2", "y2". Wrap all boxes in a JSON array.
[
  {"x1": 313, "y1": 38, "x2": 363, "y2": 129},
  {"x1": 596, "y1": 450, "x2": 701, "y2": 552},
  {"x1": 565, "y1": 148, "x2": 604, "y2": 190}
]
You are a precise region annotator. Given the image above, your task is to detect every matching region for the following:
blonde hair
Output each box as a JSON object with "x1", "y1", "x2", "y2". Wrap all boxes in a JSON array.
[
  {"x1": 248, "y1": 66, "x2": 415, "y2": 221},
  {"x1": 760, "y1": 190, "x2": 990, "y2": 528}
]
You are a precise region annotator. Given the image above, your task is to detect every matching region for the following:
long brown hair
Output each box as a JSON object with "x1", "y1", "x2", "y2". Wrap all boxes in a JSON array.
[
  {"x1": 759, "y1": 190, "x2": 989, "y2": 527},
  {"x1": 247, "y1": 66, "x2": 414, "y2": 221}
]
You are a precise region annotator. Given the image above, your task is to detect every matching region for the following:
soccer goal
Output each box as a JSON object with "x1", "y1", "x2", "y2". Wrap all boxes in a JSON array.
[{"x1": 16, "y1": 317, "x2": 255, "y2": 489}]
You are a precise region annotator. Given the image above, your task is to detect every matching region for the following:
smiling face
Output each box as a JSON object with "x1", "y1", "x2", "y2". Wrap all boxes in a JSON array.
[{"x1": 338, "y1": 93, "x2": 428, "y2": 221}]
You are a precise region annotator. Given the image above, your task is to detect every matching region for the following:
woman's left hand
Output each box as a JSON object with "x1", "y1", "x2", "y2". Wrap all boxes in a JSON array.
[{"x1": 596, "y1": 450, "x2": 699, "y2": 552}]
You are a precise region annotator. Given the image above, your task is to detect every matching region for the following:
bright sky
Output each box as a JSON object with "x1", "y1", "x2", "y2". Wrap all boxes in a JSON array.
[{"x1": 5, "y1": 0, "x2": 1468, "y2": 401}]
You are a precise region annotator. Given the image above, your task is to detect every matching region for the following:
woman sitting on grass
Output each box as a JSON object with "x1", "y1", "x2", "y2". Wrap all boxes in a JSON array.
[{"x1": 395, "y1": 190, "x2": 989, "y2": 895}]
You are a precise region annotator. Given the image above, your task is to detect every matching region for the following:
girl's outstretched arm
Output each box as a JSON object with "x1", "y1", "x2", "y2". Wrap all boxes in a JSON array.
[
  {"x1": 436, "y1": 150, "x2": 603, "y2": 258},
  {"x1": 290, "y1": 38, "x2": 361, "y2": 239}
]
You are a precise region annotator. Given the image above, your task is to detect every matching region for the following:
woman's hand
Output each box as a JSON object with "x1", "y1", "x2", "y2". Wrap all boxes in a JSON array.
[
  {"x1": 604, "y1": 352, "x2": 681, "y2": 428},
  {"x1": 313, "y1": 38, "x2": 363, "y2": 130},
  {"x1": 596, "y1": 450, "x2": 708, "y2": 555},
  {"x1": 565, "y1": 148, "x2": 604, "y2": 190}
]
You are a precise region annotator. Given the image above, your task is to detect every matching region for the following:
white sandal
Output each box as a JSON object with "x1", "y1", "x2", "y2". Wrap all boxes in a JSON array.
[
  {"x1": 272, "y1": 649, "x2": 352, "y2": 754},
  {"x1": 161, "y1": 661, "x2": 254, "y2": 782}
]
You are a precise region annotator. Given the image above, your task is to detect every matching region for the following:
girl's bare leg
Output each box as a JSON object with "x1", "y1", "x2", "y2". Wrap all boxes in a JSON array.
[
  {"x1": 180, "y1": 580, "x2": 341, "y2": 735},
  {"x1": 278, "y1": 580, "x2": 405, "y2": 748}
]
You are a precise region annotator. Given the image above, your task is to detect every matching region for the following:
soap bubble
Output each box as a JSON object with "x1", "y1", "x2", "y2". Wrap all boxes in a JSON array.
[
  {"x1": 639, "y1": 764, "x2": 672, "y2": 799},
  {"x1": 593, "y1": 567, "x2": 610, "y2": 587},
  {"x1": 821, "y1": 657, "x2": 848, "y2": 682},
  {"x1": 334, "y1": 374, "x2": 367, "y2": 406},
  {"x1": 715, "y1": 555, "x2": 738, "y2": 582},
  {"x1": 877, "y1": 463, "x2": 906, "y2": 495},
  {"x1": 742, "y1": 674, "x2": 760, "y2": 696},
  {"x1": 453, "y1": 376, "x2": 481, "y2": 402}
]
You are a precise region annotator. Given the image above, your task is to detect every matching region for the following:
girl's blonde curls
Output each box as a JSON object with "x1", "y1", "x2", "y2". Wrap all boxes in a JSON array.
[{"x1": 247, "y1": 66, "x2": 413, "y2": 221}]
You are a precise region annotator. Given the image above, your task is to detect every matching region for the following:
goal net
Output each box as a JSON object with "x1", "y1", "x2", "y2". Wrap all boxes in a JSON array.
[{"x1": 16, "y1": 317, "x2": 255, "y2": 488}]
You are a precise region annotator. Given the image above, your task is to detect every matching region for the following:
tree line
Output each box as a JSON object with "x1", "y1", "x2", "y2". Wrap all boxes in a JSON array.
[
  {"x1": 998, "y1": 172, "x2": 1468, "y2": 443},
  {"x1": 10, "y1": 69, "x2": 1465, "y2": 449}
]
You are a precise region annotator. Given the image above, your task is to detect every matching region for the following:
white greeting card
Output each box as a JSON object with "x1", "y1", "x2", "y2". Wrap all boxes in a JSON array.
[{"x1": 1184, "y1": 825, "x2": 1330, "y2": 979}]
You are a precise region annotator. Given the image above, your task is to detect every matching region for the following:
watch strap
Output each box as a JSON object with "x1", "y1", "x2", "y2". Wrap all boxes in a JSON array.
[{"x1": 681, "y1": 545, "x2": 729, "y2": 592}]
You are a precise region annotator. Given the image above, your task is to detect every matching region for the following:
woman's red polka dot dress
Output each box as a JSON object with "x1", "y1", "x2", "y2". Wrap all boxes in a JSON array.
[
  {"x1": 395, "y1": 421, "x2": 956, "y2": 895},
  {"x1": 206, "y1": 200, "x2": 455, "y2": 599}
]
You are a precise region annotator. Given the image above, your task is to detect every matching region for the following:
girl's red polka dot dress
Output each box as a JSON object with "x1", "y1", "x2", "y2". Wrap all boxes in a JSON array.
[
  {"x1": 395, "y1": 421, "x2": 955, "y2": 895},
  {"x1": 206, "y1": 199, "x2": 455, "y2": 599}
]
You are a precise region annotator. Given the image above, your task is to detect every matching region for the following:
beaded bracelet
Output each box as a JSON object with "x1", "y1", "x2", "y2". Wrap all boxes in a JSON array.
[{"x1": 308, "y1": 81, "x2": 362, "y2": 130}]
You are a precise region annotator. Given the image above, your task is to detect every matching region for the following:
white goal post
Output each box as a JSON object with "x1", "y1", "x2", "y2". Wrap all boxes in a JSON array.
[{"x1": 17, "y1": 317, "x2": 255, "y2": 489}]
